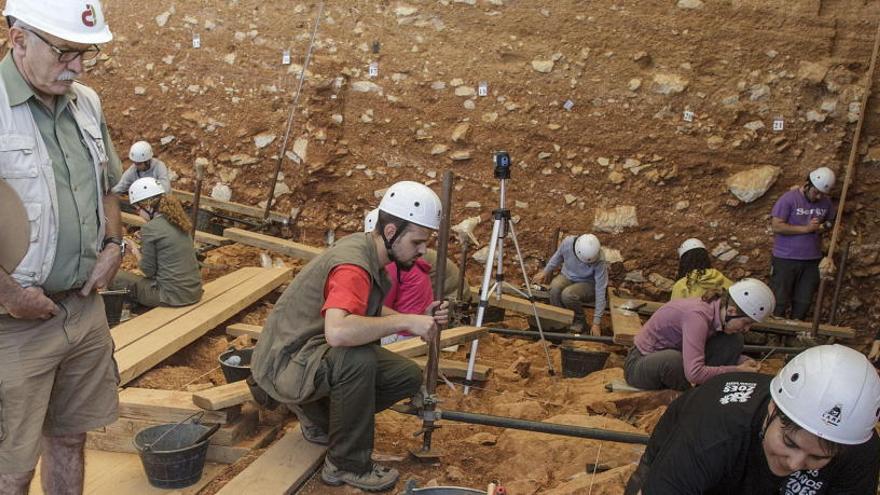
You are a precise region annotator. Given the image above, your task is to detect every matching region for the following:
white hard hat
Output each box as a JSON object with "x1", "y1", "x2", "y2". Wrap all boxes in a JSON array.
[
  {"x1": 574, "y1": 234, "x2": 601, "y2": 264},
  {"x1": 809, "y1": 167, "x2": 836, "y2": 194},
  {"x1": 771, "y1": 345, "x2": 880, "y2": 445},
  {"x1": 378, "y1": 181, "x2": 442, "y2": 230},
  {"x1": 727, "y1": 278, "x2": 774, "y2": 322},
  {"x1": 677, "y1": 238, "x2": 706, "y2": 258},
  {"x1": 129, "y1": 177, "x2": 165, "y2": 205},
  {"x1": 4, "y1": 0, "x2": 113, "y2": 45},
  {"x1": 364, "y1": 208, "x2": 379, "y2": 233},
  {"x1": 129, "y1": 141, "x2": 153, "y2": 163}
]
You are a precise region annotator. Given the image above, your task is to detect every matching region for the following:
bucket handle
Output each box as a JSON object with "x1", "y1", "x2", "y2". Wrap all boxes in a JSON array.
[{"x1": 142, "y1": 410, "x2": 205, "y2": 453}]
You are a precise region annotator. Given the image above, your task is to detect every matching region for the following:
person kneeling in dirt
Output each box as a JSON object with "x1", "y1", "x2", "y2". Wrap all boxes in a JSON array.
[
  {"x1": 624, "y1": 278, "x2": 774, "y2": 391},
  {"x1": 250, "y1": 181, "x2": 448, "y2": 492},
  {"x1": 624, "y1": 344, "x2": 880, "y2": 494},
  {"x1": 109, "y1": 178, "x2": 203, "y2": 311},
  {"x1": 111, "y1": 140, "x2": 171, "y2": 195},
  {"x1": 670, "y1": 238, "x2": 733, "y2": 300},
  {"x1": 532, "y1": 233, "x2": 608, "y2": 335}
]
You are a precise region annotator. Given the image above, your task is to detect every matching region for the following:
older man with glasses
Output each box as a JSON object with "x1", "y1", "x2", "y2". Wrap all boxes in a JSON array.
[{"x1": 0, "y1": 1, "x2": 123, "y2": 493}]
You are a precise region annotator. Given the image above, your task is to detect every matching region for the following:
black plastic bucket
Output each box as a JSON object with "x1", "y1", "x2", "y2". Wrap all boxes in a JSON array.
[
  {"x1": 102, "y1": 293, "x2": 125, "y2": 327},
  {"x1": 218, "y1": 347, "x2": 254, "y2": 383},
  {"x1": 133, "y1": 423, "x2": 212, "y2": 489},
  {"x1": 560, "y1": 346, "x2": 609, "y2": 378}
]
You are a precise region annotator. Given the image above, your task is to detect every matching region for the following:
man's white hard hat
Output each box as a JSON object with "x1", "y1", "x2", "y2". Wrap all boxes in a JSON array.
[{"x1": 4, "y1": 0, "x2": 113, "y2": 45}]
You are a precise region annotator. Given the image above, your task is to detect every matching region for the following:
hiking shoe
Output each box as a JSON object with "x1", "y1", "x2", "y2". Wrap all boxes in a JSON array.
[
  {"x1": 568, "y1": 320, "x2": 585, "y2": 334},
  {"x1": 288, "y1": 404, "x2": 329, "y2": 445},
  {"x1": 321, "y1": 457, "x2": 399, "y2": 492}
]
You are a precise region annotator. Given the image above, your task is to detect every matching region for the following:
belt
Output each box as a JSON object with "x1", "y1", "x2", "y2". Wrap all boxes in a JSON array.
[{"x1": 46, "y1": 287, "x2": 84, "y2": 303}]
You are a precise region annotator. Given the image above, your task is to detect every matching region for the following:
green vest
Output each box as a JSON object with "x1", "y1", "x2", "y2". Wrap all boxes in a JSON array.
[{"x1": 251, "y1": 232, "x2": 390, "y2": 403}]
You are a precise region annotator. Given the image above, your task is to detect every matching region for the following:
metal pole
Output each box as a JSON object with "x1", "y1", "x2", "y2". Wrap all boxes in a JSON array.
[
  {"x1": 189, "y1": 160, "x2": 204, "y2": 244},
  {"x1": 812, "y1": 19, "x2": 880, "y2": 337},
  {"x1": 395, "y1": 407, "x2": 649, "y2": 445},
  {"x1": 263, "y1": 2, "x2": 325, "y2": 222}
]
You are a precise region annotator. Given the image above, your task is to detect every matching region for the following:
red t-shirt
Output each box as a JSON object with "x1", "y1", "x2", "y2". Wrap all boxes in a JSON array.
[{"x1": 321, "y1": 264, "x2": 372, "y2": 317}]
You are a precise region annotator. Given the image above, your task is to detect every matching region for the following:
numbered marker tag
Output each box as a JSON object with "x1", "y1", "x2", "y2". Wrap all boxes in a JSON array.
[
  {"x1": 282, "y1": 50, "x2": 291, "y2": 65},
  {"x1": 683, "y1": 110, "x2": 695, "y2": 122},
  {"x1": 478, "y1": 81, "x2": 488, "y2": 97},
  {"x1": 192, "y1": 33, "x2": 201, "y2": 49},
  {"x1": 368, "y1": 62, "x2": 379, "y2": 78},
  {"x1": 563, "y1": 99, "x2": 575, "y2": 111},
  {"x1": 773, "y1": 117, "x2": 784, "y2": 131}
]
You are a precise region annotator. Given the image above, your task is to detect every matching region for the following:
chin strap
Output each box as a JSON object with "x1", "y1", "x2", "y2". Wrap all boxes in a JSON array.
[{"x1": 381, "y1": 221, "x2": 410, "y2": 274}]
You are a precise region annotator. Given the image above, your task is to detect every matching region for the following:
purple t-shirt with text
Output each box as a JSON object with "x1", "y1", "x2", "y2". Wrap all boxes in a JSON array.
[{"x1": 771, "y1": 189, "x2": 834, "y2": 260}]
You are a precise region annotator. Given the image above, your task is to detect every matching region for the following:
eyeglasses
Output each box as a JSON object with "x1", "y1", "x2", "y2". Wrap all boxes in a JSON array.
[{"x1": 24, "y1": 28, "x2": 100, "y2": 63}]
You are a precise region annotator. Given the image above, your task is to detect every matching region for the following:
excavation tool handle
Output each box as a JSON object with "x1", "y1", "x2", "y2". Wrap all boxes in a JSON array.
[{"x1": 142, "y1": 411, "x2": 205, "y2": 452}]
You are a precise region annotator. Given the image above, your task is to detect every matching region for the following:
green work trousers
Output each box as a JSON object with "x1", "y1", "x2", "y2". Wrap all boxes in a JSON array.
[{"x1": 295, "y1": 344, "x2": 422, "y2": 474}]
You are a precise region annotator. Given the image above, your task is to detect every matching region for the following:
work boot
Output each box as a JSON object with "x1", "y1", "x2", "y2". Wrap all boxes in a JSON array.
[
  {"x1": 246, "y1": 376, "x2": 279, "y2": 410},
  {"x1": 568, "y1": 318, "x2": 585, "y2": 334},
  {"x1": 288, "y1": 404, "x2": 329, "y2": 445},
  {"x1": 321, "y1": 457, "x2": 400, "y2": 492}
]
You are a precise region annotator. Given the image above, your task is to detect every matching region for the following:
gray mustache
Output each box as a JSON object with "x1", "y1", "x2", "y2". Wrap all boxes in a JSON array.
[{"x1": 57, "y1": 71, "x2": 78, "y2": 81}]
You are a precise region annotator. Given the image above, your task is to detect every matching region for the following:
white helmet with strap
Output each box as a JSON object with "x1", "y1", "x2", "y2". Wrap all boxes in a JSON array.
[
  {"x1": 129, "y1": 177, "x2": 165, "y2": 205},
  {"x1": 771, "y1": 344, "x2": 880, "y2": 445},
  {"x1": 4, "y1": 0, "x2": 113, "y2": 44},
  {"x1": 129, "y1": 141, "x2": 153, "y2": 163},
  {"x1": 677, "y1": 237, "x2": 706, "y2": 258},
  {"x1": 378, "y1": 181, "x2": 442, "y2": 230},
  {"x1": 574, "y1": 234, "x2": 601, "y2": 263},
  {"x1": 727, "y1": 278, "x2": 774, "y2": 322},
  {"x1": 809, "y1": 167, "x2": 836, "y2": 194},
  {"x1": 364, "y1": 208, "x2": 379, "y2": 233}
]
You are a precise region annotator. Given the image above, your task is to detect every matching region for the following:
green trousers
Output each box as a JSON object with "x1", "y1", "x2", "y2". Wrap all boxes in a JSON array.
[
  {"x1": 110, "y1": 270, "x2": 161, "y2": 307},
  {"x1": 296, "y1": 344, "x2": 422, "y2": 474}
]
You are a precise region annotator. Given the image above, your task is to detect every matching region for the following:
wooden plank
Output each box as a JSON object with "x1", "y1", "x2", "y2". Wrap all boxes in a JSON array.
[
  {"x1": 609, "y1": 290, "x2": 643, "y2": 346},
  {"x1": 31, "y1": 449, "x2": 223, "y2": 495},
  {"x1": 118, "y1": 388, "x2": 238, "y2": 424},
  {"x1": 612, "y1": 296, "x2": 855, "y2": 339},
  {"x1": 196, "y1": 326, "x2": 488, "y2": 410},
  {"x1": 226, "y1": 323, "x2": 263, "y2": 339},
  {"x1": 122, "y1": 211, "x2": 232, "y2": 247},
  {"x1": 115, "y1": 267, "x2": 292, "y2": 385},
  {"x1": 113, "y1": 267, "x2": 261, "y2": 351},
  {"x1": 172, "y1": 188, "x2": 291, "y2": 224},
  {"x1": 468, "y1": 287, "x2": 574, "y2": 324},
  {"x1": 223, "y1": 228, "x2": 324, "y2": 261},
  {"x1": 409, "y1": 356, "x2": 491, "y2": 381},
  {"x1": 215, "y1": 427, "x2": 326, "y2": 495},
  {"x1": 102, "y1": 408, "x2": 257, "y2": 446},
  {"x1": 86, "y1": 425, "x2": 279, "y2": 465},
  {"x1": 384, "y1": 326, "x2": 487, "y2": 358}
]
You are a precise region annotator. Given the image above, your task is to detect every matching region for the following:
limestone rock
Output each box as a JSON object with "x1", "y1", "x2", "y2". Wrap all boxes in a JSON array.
[
  {"x1": 452, "y1": 215, "x2": 481, "y2": 245},
  {"x1": 602, "y1": 247, "x2": 624, "y2": 264},
  {"x1": 725, "y1": 165, "x2": 781, "y2": 203},
  {"x1": 564, "y1": 194, "x2": 577, "y2": 205},
  {"x1": 628, "y1": 78, "x2": 642, "y2": 91},
  {"x1": 649, "y1": 273, "x2": 675, "y2": 291},
  {"x1": 155, "y1": 11, "x2": 171, "y2": 27},
  {"x1": 797, "y1": 60, "x2": 830, "y2": 84},
  {"x1": 431, "y1": 144, "x2": 449, "y2": 155},
  {"x1": 450, "y1": 150, "x2": 472, "y2": 161},
  {"x1": 593, "y1": 205, "x2": 638, "y2": 233},
  {"x1": 451, "y1": 123, "x2": 470, "y2": 142},
  {"x1": 291, "y1": 137, "x2": 308, "y2": 163},
  {"x1": 531, "y1": 59, "x2": 555, "y2": 73},
  {"x1": 625, "y1": 270, "x2": 646, "y2": 283},
  {"x1": 608, "y1": 170, "x2": 625, "y2": 184},
  {"x1": 651, "y1": 73, "x2": 689, "y2": 95},
  {"x1": 211, "y1": 183, "x2": 232, "y2": 201},
  {"x1": 677, "y1": 0, "x2": 704, "y2": 8},
  {"x1": 394, "y1": 5, "x2": 418, "y2": 16},
  {"x1": 351, "y1": 81, "x2": 382, "y2": 93},
  {"x1": 472, "y1": 245, "x2": 490, "y2": 264},
  {"x1": 254, "y1": 132, "x2": 276, "y2": 149},
  {"x1": 454, "y1": 86, "x2": 476, "y2": 97},
  {"x1": 806, "y1": 110, "x2": 826, "y2": 122}
]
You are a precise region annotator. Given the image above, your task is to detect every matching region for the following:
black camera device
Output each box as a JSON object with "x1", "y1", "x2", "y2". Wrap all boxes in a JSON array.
[{"x1": 493, "y1": 151, "x2": 511, "y2": 180}]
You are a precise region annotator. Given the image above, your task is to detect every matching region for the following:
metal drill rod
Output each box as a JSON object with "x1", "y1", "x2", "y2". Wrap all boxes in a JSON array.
[{"x1": 263, "y1": 1, "x2": 325, "y2": 221}]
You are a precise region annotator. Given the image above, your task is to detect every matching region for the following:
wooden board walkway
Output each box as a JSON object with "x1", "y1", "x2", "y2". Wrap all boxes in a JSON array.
[
  {"x1": 172, "y1": 188, "x2": 293, "y2": 224},
  {"x1": 114, "y1": 266, "x2": 292, "y2": 385},
  {"x1": 215, "y1": 427, "x2": 326, "y2": 495},
  {"x1": 467, "y1": 287, "x2": 574, "y2": 324},
  {"x1": 223, "y1": 228, "x2": 323, "y2": 261},
  {"x1": 195, "y1": 326, "x2": 488, "y2": 410},
  {"x1": 608, "y1": 290, "x2": 643, "y2": 346}
]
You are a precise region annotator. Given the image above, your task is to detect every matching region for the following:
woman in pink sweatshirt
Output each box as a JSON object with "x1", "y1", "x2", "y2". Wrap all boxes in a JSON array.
[{"x1": 623, "y1": 278, "x2": 775, "y2": 391}]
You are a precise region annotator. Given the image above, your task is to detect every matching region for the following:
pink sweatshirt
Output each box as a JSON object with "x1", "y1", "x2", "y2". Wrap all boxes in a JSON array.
[
  {"x1": 385, "y1": 258, "x2": 434, "y2": 335},
  {"x1": 634, "y1": 298, "x2": 743, "y2": 385}
]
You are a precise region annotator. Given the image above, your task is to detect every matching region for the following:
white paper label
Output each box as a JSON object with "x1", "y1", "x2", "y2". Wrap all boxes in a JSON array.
[
  {"x1": 478, "y1": 82, "x2": 488, "y2": 97},
  {"x1": 192, "y1": 34, "x2": 201, "y2": 49},
  {"x1": 773, "y1": 118, "x2": 784, "y2": 131},
  {"x1": 368, "y1": 62, "x2": 379, "y2": 78},
  {"x1": 282, "y1": 50, "x2": 291, "y2": 65},
  {"x1": 563, "y1": 99, "x2": 575, "y2": 111},
  {"x1": 683, "y1": 110, "x2": 694, "y2": 122}
]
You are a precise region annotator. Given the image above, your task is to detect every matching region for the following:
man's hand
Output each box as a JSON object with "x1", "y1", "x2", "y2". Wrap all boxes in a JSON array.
[
  {"x1": 818, "y1": 256, "x2": 835, "y2": 278},
  {"x1": 868, "y1": 340, "x2": 880, "y2": 362},
  {"x1": 590, "y1": 323, "x2": 601, "y2": 336},
  {"x1": 736, "y1": 358, "x2": 760, "y2": 373},
  {"x1": 80, "y1": 243, "x2": 122, "y2": 296},
  {"x1": 425, "y1": 300, "x2": 449, "y2": 327},
  {"x1": 4, "y1": 286, "x2": 58, "y2": 320},
  {"x1": 406, "y1": 314, "x2": 439, "y2": 342},
  {"x1": 803, "y1": 218, "x2": 821, "y2": 233},
  {"x1": 532, "y1": 271, "x2": 546, "y2": 285}
]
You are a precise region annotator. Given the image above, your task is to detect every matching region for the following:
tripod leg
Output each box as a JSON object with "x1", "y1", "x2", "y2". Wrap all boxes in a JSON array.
[
  {"x1": 466, "y1": 217, "x2": 503, "y2": 394},
  {"x1": 507, "y1": 221, "x2": 557, "y2": 376}
]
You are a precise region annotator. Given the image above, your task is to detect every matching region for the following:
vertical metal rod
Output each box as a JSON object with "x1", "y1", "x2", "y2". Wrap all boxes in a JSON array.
[
  {"x1": 263, "y1": 2, "x2": 325, "y2": 221},
  {"x1": 190, "y1": 161, "x2": 204, "y2": 244},
  {"x1": 829, "y1": 241, "x2": 850, "y2": 325},
  {"x1": 420, "y1": 171, "x2": 453, "y2": 454},
  {"x1": 456, "y1": 238, "x2": 470, "y2": 303},
  {"x1": 465, "y1": 217, "x2": 503, "y2": 395}
]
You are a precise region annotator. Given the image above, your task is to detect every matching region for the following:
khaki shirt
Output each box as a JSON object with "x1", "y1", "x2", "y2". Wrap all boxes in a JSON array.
[{"x1": 0, "y1": 55, "x2": 122, "y2": 293}]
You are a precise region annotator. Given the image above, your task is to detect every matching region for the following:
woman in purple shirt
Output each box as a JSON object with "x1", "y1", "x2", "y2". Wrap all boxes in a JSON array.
[{"x1": 624, "y1": 278, "x2": 775, "y2": 391}]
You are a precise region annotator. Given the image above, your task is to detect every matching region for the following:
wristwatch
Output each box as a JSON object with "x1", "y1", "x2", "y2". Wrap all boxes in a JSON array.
[{"x1": 102, "y1": 236, "x2": 126, "y2": 257}]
